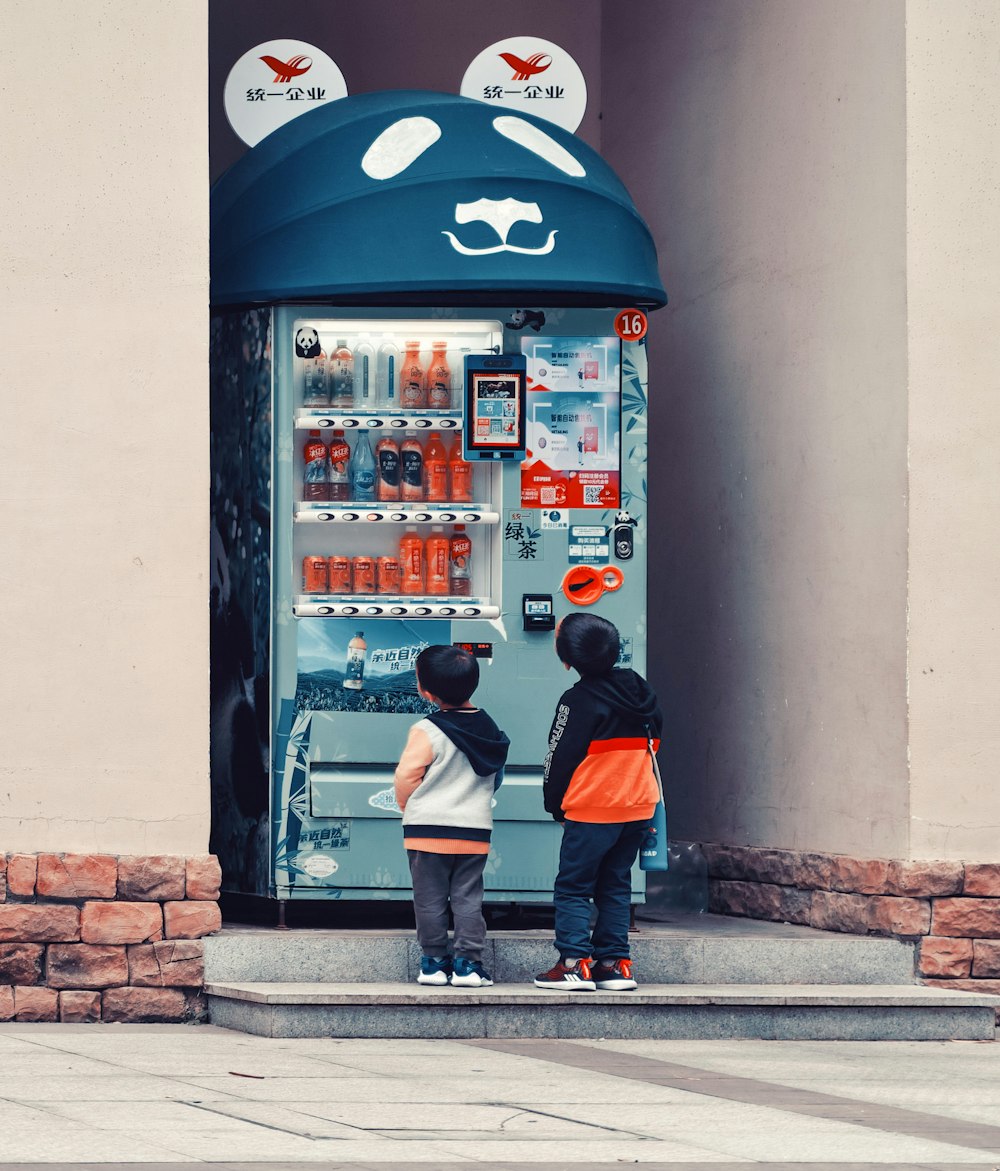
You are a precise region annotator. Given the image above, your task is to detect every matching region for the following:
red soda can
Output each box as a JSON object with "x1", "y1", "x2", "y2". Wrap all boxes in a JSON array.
[
  {"x1": 303, "y1": 555, "x2": 328, "y2": 594},
  {"x1": 353, "y1": 555, "x2": 376, "y2": 594},
  {"x1": 377, "y1": 555, "x2": 401, "y2": 595},
  {"x1": 327, "y1": 555, "x2": 352, "y2": 594}
]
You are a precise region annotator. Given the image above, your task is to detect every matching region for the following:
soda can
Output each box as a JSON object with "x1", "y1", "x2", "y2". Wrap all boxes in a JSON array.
[
  {"x1": 303, "y1": 555, "x2": 328, "y2": 594},
  {"x1": 377, "y1": 555, "x2": 402, "y2": 595},
  {"x1": 327, "y1": 555, "x2": 353, "y2": 594},
  {"x1": 353, "y1": 555, "x2": 376, "y2": 594}
]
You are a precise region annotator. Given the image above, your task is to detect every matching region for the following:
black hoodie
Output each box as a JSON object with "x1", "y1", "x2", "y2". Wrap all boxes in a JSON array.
[
  {"x1": 426, "y1": 708, "x2": 511, "y2": 777},
  {"x1": 542, "y1": 668, "x2": 663, "y2": 822}
]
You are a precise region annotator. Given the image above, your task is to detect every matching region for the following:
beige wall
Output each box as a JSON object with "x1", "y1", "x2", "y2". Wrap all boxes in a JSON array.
[
  {"x1": 603, "y1": 0, "x2": 912, "y2": 857},
  {"x1": 0, "y1": 1, "x2": 209, "y2": 853},
  {"x1": 1, "y1": 0, "x2": 996, "y2": 865},
  {"x1": 906, "y1": 1, "x2": 1000, "y2": 860}
]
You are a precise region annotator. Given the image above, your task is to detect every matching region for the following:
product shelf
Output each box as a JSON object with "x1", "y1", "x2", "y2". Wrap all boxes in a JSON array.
[
  {"x1": 294, "y1": 503, "x2": 498, "y2": 525},
  {"x1": 295, "y1": 410, "x2": 462, "y2": 431},
  {"x1": 293, "y1": 596, "x2": 499, "y2": 620}
]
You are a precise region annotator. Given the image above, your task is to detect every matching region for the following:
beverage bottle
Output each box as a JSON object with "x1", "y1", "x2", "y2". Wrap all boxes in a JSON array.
[
  {"x1": 343, "y1": 630, "x2": 367, "y2": 690},
  {"x1": 399, "y1": 340, "x2": 426, "y2": 409},
  {"x1": 353, "y1": 338, "x2": 375, "y2": 409},
  {"x1": 377, "y1": 337, "x2": 399, "y2": 408},
  {"x1": 425, "y1": 526, "x2": 450, "y2": 595},
  {"x1": 327, "y1": 429, "x2": 351, "y2": 501},
  {"x1": 330, "y1": 339, "x2": 354, "y2": 409},
  {"x1": 375, "y1": 435, "x2": 400, "y2": 501},
  {"x1": 303, "y1": 430, "x2": 329, "y2": 501},
  {"x1": 423, "y1": 433, "x2": 448, "y2": 502},
  {"x1": 449, "y1": 525, "x2": 473, "y2": 596},
  {"x1": 448, "y1": 433, "x2": 473, "y2": 501},
  {"x1": 349, "y1": 431, "x2": 376, "y2": 501},
  {"x1": 399, "y1": 527, "x2": 424, "y2": 595},
  {"x1": 400, "y1": 431, "x2": 424, "y2": 502},
  {"x1": 302, "y1": 343, "x2": 328, "y2": 407},
  {"x1": 426, "y1": 340, "x2": 451, "y2": 409}
]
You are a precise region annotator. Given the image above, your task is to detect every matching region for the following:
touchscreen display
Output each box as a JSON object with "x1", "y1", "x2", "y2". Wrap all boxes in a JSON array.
[{"x1": 463, "y1": 355, "x2": 527, "y2": 459}]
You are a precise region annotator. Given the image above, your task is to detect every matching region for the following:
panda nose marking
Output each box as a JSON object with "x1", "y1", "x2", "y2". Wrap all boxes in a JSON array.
[{"x1": 443, "y1": 197, "x2": 557, "y2": 256}]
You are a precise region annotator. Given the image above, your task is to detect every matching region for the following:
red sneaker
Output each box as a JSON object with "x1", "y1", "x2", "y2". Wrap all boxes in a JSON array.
[
  {"x1": 592, "y1": 958, "x2": 638, "y2": 990},
  {"x1": 533, "y1": 957, "x2": 596, "y2": 990}
]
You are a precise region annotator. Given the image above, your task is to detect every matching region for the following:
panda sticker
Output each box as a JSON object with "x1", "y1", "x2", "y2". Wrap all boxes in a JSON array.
[
  {"x1": 295, "y1": 327, "x2": 322, "y2": 358},
  {"x1": 506, "y1": 309, "x2": 547, "y2": 333},
  {"x1": 613, "y1": 510, "x2": 638, "y2": 561}
]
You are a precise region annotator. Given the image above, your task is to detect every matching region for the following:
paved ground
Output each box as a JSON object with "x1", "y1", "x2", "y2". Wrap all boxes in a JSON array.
[{"x1": 0, "y1": 1023, "x2": 998, "y2": 1168}]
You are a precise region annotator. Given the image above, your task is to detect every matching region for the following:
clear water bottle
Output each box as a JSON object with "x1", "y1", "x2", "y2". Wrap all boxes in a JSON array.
[
  {"x1": 354, "y1": 338, "x2": 375, "y2": 409},
  {"x1": 349, "y1": 432, "x2": 376, "y2": 501},
  {"x1": 377, "y1": 338, "x2": 399, "y2": 409}
]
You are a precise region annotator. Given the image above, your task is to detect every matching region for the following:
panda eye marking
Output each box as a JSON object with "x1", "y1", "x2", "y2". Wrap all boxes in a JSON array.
[
  {"x1": 362, "y1": 117, "x2": 442, "y2": 180},
  {"x1": 493, "y1": 116, "x2": 586, "y2": 178}
]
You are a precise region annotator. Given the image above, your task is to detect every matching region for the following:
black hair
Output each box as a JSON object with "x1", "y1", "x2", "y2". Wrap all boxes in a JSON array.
[
  {"x1": 555, "y1": 612, "x2": 620, "y2": 676},
  {"x1": 415, "y1": 644, "x2": 480, "y2": 706}
]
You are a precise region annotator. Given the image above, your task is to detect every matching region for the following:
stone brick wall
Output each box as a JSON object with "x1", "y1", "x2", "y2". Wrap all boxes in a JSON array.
[
  {"x1": 703, "y1": 843, "x2": 1000, "y2": 994},
  {"x1": 0, "y1": 853, "x2": 221, "y2": 1022}
]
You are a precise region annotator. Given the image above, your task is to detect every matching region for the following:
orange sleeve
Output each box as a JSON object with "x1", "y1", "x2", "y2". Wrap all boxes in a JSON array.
[{"x1": 394, "y1": 725, "x2": 434, "y2": 810}]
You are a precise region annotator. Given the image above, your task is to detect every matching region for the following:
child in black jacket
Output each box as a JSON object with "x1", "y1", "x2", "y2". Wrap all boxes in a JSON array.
[{"x1": 535, "y1": 613, "x2": 663, "y2": 991}]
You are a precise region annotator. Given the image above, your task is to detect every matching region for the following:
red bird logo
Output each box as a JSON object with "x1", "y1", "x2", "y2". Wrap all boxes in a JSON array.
[
  {"x1": 260, "y1": 54, "x2": 313, "y2": 83},
  {"x1": 498, "y1": 51, "x2": 552, "y2": 82}
]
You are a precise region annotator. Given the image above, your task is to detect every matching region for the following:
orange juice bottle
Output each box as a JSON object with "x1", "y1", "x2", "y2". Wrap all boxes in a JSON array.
[
  {"x1": 399, "y1": 527, "x2": 424, "y2": 594},
  {"x1": 426, "y1": 341, "x2": 451, "y2": 409},
  {"x1": 327, "y1": 429, "x2": 351, "y2": 502},
  {"x1": 425, "y1": 526, "x2": 450, "y2": 595},
  {"x1": 399, "y1": 340, "x2": 426, "y2": 409},
  {"x1": 400, "y1": 431, "x2": 424, "y2": 501},
  {"x1": 303, "y1": 430, "x2": 329, "y2": 501},
  {"x1": 424, "y1": 433, "x2": 448, "y2": 502},
  {"x1": 449, "y1": 525, "x2": 473, "y2": 596},
  {"x1": 448, "y1": 433, "x2": 473, "y2": 501}
]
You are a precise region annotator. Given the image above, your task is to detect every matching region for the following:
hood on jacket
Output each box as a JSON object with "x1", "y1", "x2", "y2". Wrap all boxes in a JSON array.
[
  {"x1": 578, "y1": 668, "x2": 661, "y2": 728},
  {"x1": 427, "y1": 708, "x2": 511, "y2": 776}
]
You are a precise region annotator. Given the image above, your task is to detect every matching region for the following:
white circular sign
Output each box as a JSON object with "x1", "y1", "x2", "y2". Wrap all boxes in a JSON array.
[
  {"x1": 461, "y1": 36, "x2": 587, "y2": 133},
  {"x1": 224, "y1": 40, "x2": 348, "y2": 147},
  {"x1": 300, "y1": 853, "x2": 339, "y2": 879}
]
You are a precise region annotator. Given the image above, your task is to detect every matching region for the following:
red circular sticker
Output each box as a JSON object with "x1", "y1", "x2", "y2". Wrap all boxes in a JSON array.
[{"x1": 614, "y1": 309, "x2": 648, "y2": 342}]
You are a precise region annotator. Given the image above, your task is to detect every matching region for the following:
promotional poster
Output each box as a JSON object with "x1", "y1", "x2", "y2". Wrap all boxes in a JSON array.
[{"x1": 520, "y1": 335, "x2": 621, "y2": 509}]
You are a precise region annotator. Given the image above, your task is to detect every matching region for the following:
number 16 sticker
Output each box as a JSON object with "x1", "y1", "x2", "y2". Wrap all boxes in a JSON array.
[{"x1": 614, "y1": 309, "x2": 648, "y2": 341}]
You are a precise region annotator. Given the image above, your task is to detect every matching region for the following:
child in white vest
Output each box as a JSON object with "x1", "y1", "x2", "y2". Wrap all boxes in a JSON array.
[{"x1": 395, "y1": 645, "x2": 509, "y2": 987}]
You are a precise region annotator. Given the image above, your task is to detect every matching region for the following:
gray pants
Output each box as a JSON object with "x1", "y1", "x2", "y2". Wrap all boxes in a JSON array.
[{"x1": 407, "y1": 850, "x2": 488, "y2": 962}]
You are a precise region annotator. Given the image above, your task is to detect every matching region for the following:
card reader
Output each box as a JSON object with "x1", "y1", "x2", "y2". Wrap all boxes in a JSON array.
[{"x1": 522, "y1": 594, "x2": 555, "y2": 632}]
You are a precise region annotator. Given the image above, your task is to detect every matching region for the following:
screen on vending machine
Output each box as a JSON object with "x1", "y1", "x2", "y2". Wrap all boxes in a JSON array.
[{"x1": 463, "y1": 354, "x2": 527, "y2": 460}]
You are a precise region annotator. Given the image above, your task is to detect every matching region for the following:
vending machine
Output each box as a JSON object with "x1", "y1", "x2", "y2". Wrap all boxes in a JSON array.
[{"x1": 210, "y1": 91, "x2": 666, "y2": 906}]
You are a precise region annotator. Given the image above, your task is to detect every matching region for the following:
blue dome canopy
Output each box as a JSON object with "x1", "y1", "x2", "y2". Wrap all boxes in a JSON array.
[{"x1": 211, "y1": 90, "x2": 666, "y2": 309}]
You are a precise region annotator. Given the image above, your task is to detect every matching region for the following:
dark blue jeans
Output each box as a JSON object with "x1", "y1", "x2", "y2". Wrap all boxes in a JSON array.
[{"x1": 553, "y1": 819, "x2": 649, "y2": 962}]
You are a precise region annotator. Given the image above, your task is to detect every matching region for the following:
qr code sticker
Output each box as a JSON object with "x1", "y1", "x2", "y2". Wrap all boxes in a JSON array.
[
  {"x1": 583, "y1": 485, "x2": 603, "y2": 504},
  {"x1": 540, "y1": 487, "x2": 557, "y2": 505}
]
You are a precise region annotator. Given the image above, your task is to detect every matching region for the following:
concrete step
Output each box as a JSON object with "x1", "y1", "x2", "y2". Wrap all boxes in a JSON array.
[
  {"x1": 204, "y1": 914, "x2": 918, "y2": 986},
  {"x1": 205, "y1": 980, "x2": 1000, "y2": 1041}
]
